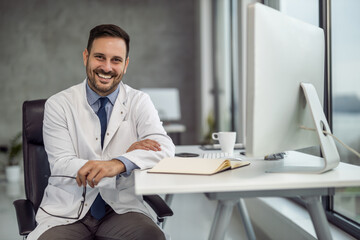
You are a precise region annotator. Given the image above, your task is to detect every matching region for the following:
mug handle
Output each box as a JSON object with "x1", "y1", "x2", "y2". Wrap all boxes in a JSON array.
[{"x1": 212, "y1": 133, "x2": 219, "y2": 141}]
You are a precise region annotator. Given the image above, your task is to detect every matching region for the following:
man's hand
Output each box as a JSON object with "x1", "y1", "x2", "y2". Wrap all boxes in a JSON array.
[
  {"x1": 76, "y1": 159, "x2": 125, "y2": 188},
  {"x1": 126, "y1": 139, "x2": 161, "y2": 153},
  {"x1": 76, "y1": 140, "x2": 161, "y2": 188}
]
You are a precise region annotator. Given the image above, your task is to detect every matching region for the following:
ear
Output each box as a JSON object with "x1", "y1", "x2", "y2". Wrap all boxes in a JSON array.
[
  {"x1": 124, "y1": 57, "x2": 130, "y2": 74},
  {"x1": 82, "y1": 49, "x2": 89, "y2": 66}
]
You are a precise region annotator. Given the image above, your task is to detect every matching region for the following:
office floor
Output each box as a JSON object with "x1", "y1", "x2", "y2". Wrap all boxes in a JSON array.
[
  {"x1": 0, "y1": 173, "x2": 249, "y2": 240},
  {"x1": 0, "y1": 174, "x2": 25, "y2": 240}
]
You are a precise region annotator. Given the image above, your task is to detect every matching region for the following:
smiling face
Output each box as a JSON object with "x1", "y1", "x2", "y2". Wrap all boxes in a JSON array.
[{"x1": 83, "y1": 36, "x2": 129, "y2": 96}]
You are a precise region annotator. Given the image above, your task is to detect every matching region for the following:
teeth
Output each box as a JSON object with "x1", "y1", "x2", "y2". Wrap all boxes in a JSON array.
[{"x1": 97, "y1": 73, "x2": 112, "y2": 79}]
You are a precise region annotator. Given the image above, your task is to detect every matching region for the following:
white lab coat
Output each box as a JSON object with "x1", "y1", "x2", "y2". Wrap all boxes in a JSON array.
[{"x1": 27, "y1": 80, "x2": 175, "y2": 240}]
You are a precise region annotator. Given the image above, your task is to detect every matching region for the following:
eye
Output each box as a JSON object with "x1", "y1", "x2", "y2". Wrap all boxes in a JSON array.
[
  {"x1": 95, "y1": 55, "x2": 105, "y2": 60},
  {"x1": 113, "y1": 58, "x2": 122, "y2": 63}
]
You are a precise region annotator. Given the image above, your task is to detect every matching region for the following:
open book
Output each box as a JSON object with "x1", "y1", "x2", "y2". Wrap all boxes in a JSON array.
[{"x1": 148, "y1": 157, "x2": 250, "y2": 175}]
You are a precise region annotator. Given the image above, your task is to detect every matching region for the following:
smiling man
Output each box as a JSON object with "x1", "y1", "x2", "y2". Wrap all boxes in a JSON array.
[{"x1": 27, "y1": 24, "x2": 175, "y2": 240}]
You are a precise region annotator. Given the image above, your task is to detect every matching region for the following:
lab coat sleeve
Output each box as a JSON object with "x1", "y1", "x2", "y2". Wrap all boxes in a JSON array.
[
  {"x1": 121, "y1": 93, "x2": 175, "y2": 169},
  {"x1": 43, "y1": 97, "x2": 88, "y2": 180}
]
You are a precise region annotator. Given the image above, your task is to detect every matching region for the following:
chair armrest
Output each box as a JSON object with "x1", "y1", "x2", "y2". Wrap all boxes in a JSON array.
[
  {"x1": 13, "y1": 199, "x2": 37, "y2": 236},
  {"x1": 143, "y1": 195, "x2": 173, "y2": 218}
]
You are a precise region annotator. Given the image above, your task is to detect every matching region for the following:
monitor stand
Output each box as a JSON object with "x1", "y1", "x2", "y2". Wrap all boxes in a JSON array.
[{"x1": 267, "y1": 83, "x2": 340, "y2": 174}]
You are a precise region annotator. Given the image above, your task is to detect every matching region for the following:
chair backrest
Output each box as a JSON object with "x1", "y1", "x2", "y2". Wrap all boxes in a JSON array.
[{"x1": 22, "y1": 99, "x2": 50, "y2": 213}]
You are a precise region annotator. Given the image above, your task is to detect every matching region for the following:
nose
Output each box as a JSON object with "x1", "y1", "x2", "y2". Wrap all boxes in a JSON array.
[{"x1": 101, "y1": 60, "x2": 112, "y2": 73}]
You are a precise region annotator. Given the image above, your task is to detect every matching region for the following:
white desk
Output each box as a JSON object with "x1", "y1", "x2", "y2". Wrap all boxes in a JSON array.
[{"x1": 135, "y1": 145, "x2": 360, "y2": 240}]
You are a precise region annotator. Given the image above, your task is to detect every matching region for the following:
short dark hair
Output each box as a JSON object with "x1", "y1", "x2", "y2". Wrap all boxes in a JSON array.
[{"x1": 87, "y1": 24, "x2": 130, "y2": 58}]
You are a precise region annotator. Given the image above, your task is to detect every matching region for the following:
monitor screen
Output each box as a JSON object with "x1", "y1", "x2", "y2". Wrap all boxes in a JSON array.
[
  {"x1": 245, "y1": 3, "x2": 324, "y2": 158},
  {"x1": 140, "y1": 88, "x2": 181, "y2": 121}
]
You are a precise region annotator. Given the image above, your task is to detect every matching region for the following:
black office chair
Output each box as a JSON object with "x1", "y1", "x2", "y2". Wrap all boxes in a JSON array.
[{"x1": 13, "y1": 99, "x2": 173, "y2": 238}]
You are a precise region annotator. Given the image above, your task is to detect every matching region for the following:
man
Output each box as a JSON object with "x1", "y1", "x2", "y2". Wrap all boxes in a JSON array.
[{"x1": 28, "y1": 24, "x2": 175, "y2": 240}]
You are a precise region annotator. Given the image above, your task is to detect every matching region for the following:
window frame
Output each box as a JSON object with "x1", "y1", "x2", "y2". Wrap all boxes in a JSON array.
[
  {"x1": 216, "y1": 0, "x2": 360, "y2": 235},
  {"x1": 321, "y1": 0, "x2": 360, "y2": 237},
  {"x1": 246, "y1": 0, "x2": 360, "y2": 238}
]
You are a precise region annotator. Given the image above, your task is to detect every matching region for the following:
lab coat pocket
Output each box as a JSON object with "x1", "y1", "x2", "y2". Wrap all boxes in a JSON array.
[
  {"x1": 116, "y1": 173, "x2": 135, "y2": 192},
  {"x1": 41, "y1": 184, "x2": 75, "y2": 213},
  {"x1": 100, "y1": 175, "x2": 134, "y2": 203}
]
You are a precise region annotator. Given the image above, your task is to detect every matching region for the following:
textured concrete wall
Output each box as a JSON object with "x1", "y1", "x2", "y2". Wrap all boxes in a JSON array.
[{"x1": 0, "y1": 0, "x2": 199, "y2": 147}]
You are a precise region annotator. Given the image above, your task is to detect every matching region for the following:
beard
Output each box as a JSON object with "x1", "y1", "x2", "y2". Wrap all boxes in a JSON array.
[{"x1": 86, "y1": 63, "x2": 124, "y2": 96}]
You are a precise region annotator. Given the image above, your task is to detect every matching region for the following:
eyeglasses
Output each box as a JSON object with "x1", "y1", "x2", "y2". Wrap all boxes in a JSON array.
[{"x1": 40, "y1": 175, "x2": 87, "y2": 220}]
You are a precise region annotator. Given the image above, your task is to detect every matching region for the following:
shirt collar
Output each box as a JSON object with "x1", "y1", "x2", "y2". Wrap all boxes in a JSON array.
[{"x1": 86, "y1": 79, "x2": 120, "y2": 106}]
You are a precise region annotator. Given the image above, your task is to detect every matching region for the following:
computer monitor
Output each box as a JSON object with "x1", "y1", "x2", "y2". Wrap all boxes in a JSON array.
[
  {"x1": 245, "y1": 3, "x2": 339, "y2": 173},
  {"x1": 140, "y1": 88, "x2": 181, "y2": 121}
]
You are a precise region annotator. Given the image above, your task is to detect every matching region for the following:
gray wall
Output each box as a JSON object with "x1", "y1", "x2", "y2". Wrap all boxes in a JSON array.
[{"x1": 0, "y1": 0, "x2": 199, "y2": 147}]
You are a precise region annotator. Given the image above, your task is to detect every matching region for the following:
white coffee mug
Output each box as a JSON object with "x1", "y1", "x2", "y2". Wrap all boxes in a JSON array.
[{"x1": 212, "y1": 132, "x2": 236, "y2": 154}]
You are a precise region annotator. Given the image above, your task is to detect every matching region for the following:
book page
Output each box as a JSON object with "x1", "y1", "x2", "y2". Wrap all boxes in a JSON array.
[
  {"x1": 148, "y1": 157, "x2": 230, "y2": 175},
  {"x1": 230, "y1": 160, "x2": 250, "y2": 169},
  {"x1": 148, "y1": 157, "x2": 250, "y2": 175}
]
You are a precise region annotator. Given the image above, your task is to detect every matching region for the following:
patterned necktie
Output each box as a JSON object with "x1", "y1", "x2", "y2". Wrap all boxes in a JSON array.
[{"x1": 90, "y1": 97, "x2": 108, "y2": 220}]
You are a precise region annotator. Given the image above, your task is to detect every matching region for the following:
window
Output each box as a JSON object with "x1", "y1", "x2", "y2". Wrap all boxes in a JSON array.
[
  {"x1": 276, "y1": 0, "x2": 319, "y2": 26},
  {"x1": 210, "y1": 0, "x2": 360, "y2": 235},
  {"x1": 266, "y1": 0, "x2": 360, "y2": 237},
  {"x1": 331, "y1": 0, "x2": 360, "y2": 231}
]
